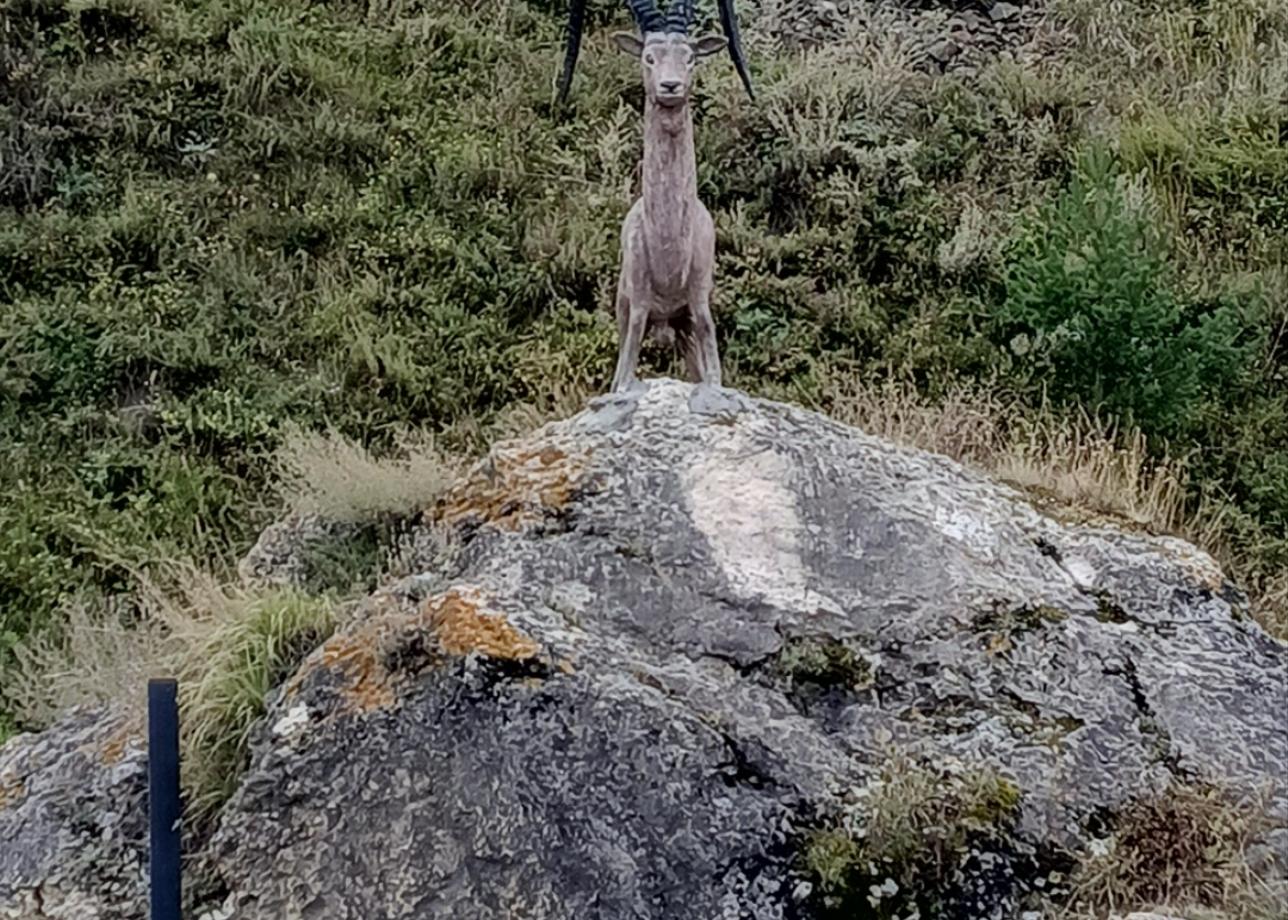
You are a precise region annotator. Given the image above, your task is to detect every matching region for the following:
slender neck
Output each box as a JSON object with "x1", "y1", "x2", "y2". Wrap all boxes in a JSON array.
[{"x1": 641, "y1": 99, "x2": 697, "y2": 234}]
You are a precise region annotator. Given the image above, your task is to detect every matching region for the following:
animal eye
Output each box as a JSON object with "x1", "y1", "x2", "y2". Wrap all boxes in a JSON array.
[{"x1": 644, "y1": 53, "x2": 656, "y2": 65}]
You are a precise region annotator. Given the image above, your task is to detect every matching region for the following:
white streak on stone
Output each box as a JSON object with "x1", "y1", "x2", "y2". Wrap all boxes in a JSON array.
[{"x1": 683, "y1": 434, "x2": 840, "y2": 615}]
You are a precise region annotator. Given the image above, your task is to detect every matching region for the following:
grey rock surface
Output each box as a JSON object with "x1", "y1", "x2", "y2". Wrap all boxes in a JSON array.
[
  {"x1": 206, "y1": 380, "x2": 1285, "y2": 918},
  {"x1": 237, "y1": 512, "x2": 367, "y2": 589},
  {"x1": 0, "y1": 711, "x2": 147, "y2": 919},
  {"x1": 3, "y1": 380, "x2": 1285, "y2": 919}
]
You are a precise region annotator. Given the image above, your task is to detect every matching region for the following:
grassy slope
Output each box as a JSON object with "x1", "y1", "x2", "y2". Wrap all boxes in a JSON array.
[{"x1": 0, "y1": 0, "x2": 1285, "y2": 739}]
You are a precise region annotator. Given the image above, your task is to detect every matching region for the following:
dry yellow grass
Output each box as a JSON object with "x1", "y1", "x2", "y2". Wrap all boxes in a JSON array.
[
  {"x1": 1056, "y1": 781, "x2": 1285, "y2": 920},
  {"x1": 816, "y1": 375, "x2": 1189, "y2": 529},
  {"x1": 995, "y1": 408, "x2": 1189, "y2": 532},
  {"x1": 273, "y1": 424, "x2": 461, "y2": 521},
  {"x1": 4, "y1": 598, "x2": 174, "y2": 730}
]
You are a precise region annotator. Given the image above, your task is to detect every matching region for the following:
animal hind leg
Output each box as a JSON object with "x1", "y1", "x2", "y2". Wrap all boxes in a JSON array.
[{"x1": 670, "y1": 315, "x2": 702, "y2": 383}]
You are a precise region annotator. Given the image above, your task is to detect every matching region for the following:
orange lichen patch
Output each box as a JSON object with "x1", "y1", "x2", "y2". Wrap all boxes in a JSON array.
[
  {"x1": 281, "y1": 586, "x2": 545, "y2": 716},
  {"x1": 279, "y1": 591, "x2": 404, "y2": 712},
  {"x1": 99, "y1": 724, "x2": 141, "y2": 766},
  {"x1": 0, "y1": 771, "x2": 24, "y2": 811},
  {"x1": 434, "y1": 444, "x2": 589, "y2": 531},
  {"x1": 315, "y1": 630, "x2": 398, "y2": 714},
  {"x1": 280, "y1": 598, "x2": 407, "y2": 714},
  {"x1": 428, "y1": 589, "x2": 540, "y2": 660}
]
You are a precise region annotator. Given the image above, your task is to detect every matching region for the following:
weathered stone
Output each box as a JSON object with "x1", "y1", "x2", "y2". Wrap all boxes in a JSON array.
[
  {"x1": 990, "y1": 2, "x2": 1022, "y2": 23},
  {"x1": 955, "y1": 10, "x2": 991, "y2": 32},
  {"x1": 4, "y1": 380, "x2": 1286, "y2": 919},
  {"x1": 207, "y1": 381, "x2": 1286, "y2": 917},
  {"x1": 237, "y1": 512, "x2": 367, "y2": 589},
  {"x1": 929, "y1": 37, "x2": 963, "y2": 63},
  {"x1": 0, "y1": 711, "x2": 148, "y2": 919}
]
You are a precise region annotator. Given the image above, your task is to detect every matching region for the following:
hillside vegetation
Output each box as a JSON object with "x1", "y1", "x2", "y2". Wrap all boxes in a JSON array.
[{"x1": 1, "y1": 0, "x2": 1285, "y2": 742}]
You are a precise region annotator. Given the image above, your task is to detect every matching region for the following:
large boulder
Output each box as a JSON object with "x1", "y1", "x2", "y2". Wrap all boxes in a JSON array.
[
  {"x1": 2, "y1": 380, "x2": 1285, "y2": 919},
  {"x1": 207, "y1": 381, "x2": 1286, "y2": 918}
]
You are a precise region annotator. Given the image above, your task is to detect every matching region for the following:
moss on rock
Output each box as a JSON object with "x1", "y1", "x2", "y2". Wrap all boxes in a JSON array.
[
  {"x1": 803, "y1": 756, "x2": 1024, "y2": 919},
  {"x1": 775, "y1": 636, "x2": 873, "y2": 690}
]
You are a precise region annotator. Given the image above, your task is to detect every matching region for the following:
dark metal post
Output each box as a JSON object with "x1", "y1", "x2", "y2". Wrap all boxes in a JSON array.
[{"x1": 148, "y1": 678, "x2": 181, "y2": 920}]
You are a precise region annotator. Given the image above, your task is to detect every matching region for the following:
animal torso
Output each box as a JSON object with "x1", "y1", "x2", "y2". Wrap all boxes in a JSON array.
[
  {"x1": 618, "y1": 196, "x2": 715, "y2": 319},
  {"x1": 619, "y1": 94, "x2": 713, "y2": 315}
]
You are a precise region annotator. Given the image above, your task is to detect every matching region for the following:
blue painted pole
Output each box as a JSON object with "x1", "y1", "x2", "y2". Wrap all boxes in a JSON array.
[{"x1": 148, "y1": 678, "x2": 182, "y2": 920}]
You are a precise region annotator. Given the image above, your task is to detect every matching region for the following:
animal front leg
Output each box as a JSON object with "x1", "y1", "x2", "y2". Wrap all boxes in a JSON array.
[
  {"x1": 611, "y1": 301, "x2": 649, "y2": 394},
  {"x1": 689, "y1": 294, "x2": 722, "y2": 387}
]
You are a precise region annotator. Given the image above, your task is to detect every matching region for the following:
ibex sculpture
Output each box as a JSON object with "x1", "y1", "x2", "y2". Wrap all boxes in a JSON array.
[{"x1": 556, "y1": 0, "x2": 755, "y2": 393}]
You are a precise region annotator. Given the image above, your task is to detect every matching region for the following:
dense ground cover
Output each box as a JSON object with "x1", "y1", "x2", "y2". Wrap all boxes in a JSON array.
[{"x1": 1, "y1": 0, "x2": 1285, "y2": 746}]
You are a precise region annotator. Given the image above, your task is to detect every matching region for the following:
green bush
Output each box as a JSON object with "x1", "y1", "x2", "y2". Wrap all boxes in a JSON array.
[{"x1": 995, "y1": 146, "x2": 1256, "y2": 437}]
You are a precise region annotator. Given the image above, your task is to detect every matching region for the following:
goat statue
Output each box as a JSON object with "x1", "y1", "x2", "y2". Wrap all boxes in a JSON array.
[{"x1": 557, "y1": 0, "x2": 754, "y2": 393}]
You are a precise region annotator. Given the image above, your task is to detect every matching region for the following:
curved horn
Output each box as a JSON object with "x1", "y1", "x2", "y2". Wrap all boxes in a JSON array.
[
  {"x1": 666, "y1": 0, "x2": 694, "y2": 34},
  {"x1": 625, "y1": 0, "x2": 665, "y2": 34},
  {"x1": 716, "y1": 0, "x2": 755, "y2": 99},
  {"x1": 556, "y1": 0, "x2": 588, "y2": 105}
]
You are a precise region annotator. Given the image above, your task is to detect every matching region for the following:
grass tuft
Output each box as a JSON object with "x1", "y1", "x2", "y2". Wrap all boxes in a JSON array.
[
  {"x1": 805, "y1": 753, "x2": 1023, "y2": 918},
  {"x1": 272, "y1": 425, "x2": 462, "y2": 521},
  {"x1": 3, "y1": 562, "x2": 338, "y2": 817},
  {"x1": 1060, "y1": 781, "x2": 1285, "y2": 920}
]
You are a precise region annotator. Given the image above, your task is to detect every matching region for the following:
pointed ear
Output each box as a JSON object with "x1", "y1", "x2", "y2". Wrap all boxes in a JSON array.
[
  {"x1": 693, "y1": 34, "x2": 727, "y2": 57},
  {"x1": 613, "y1": 32, "x2": 645, "y2": 56}
]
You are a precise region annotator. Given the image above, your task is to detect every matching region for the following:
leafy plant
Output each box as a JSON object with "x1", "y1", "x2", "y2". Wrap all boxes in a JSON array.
[{"x1": 996, "y1": 145, "x2": 1254, "y2": 437}]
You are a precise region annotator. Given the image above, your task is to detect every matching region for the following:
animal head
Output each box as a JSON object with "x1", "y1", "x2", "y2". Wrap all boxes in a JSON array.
[
  {"x1": 557, "y1": 0, "x2": 754, "y2": 106},
  {"x1": 613, "y1": 31, "x2": 727, "y2": 109}
]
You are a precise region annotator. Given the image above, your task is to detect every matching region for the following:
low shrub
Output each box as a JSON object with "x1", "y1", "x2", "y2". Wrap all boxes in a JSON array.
[{"x1": 996, "y1": 145, "x2": 1255, "y2": 438}]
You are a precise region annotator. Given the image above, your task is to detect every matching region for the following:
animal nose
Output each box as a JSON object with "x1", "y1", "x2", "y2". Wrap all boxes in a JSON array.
[{"x1": 660, "y1": 80, "x2": 681, "y2": 94}]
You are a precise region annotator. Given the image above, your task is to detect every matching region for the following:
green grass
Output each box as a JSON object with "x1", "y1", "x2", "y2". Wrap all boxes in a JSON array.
[
  {"x1": 1, "y1": 0, "x2": 1285, "y2": 738},
  {"x1": 775, "y1": 635, "x2": 873, "y2": 689},
  {"x1": 178, "y1": 587, "x2": 336, "y2": 817},
  {"x1": 804, "y1": 756, "x2": 1023, "y2": 918},
  {"x1": 4, "y1": 564, "x2": 338, "y2": 816}
]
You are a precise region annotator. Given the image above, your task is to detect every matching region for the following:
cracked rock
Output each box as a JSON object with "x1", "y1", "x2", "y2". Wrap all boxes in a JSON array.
[{"x1": 3, "y1": 380, "x2": 1285, "y2": 919}]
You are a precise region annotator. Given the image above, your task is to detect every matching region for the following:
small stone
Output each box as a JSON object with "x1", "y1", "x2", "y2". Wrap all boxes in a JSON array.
[
  {"x1": 990, "y1": 1, "x2": 1021, "y2": 21},
  {"x1": 928, "y1": 38, "x2": 962, "y2": 63}
]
